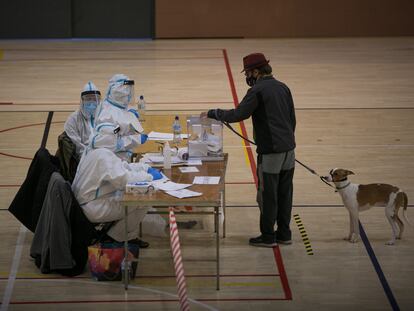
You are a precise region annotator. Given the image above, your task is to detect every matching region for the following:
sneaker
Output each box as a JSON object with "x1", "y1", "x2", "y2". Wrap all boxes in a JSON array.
[
  {"x1": 249, "y1": 235, "x2": 278, "y2": 248},
  {"x1": 276, "y1": 239, "x2": 292, "y2": 245}
]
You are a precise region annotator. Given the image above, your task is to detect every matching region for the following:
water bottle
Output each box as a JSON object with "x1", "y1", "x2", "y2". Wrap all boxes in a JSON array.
[
  {"x1": 137, "y1": 95, "x2": 146, "y2": 123},
  {"x1": 172, "y1": 115, "x2": 182, "y2": 144},
  {"x1": 121, "y1": 258, "x2": 130, "y2": 282},
  {"x1": 163, "y1": 141, "x2": 171, "y2": 169}
]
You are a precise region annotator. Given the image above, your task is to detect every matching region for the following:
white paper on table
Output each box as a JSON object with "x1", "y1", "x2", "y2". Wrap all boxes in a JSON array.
[
  {"x1": 186, "y1": 159, "x2": 202, "y2": 166},
  {"x1": 148, "y1": 131, "x2": 188, "y2": 141},
  {"x1": 165, "y1": 189, "x2": 203, "y2": 199},
  {"x1": 193, "y1": 176, "x2": 220, "y2": 184},
  {"x1": 155, "y1": 181, "x2": 192, "y2": 191},
  {"x1": 179, "y1": 166, "x2": 199, "y2": 173},
  {"x1": 148, "y1": 155, "x2": 184, "y2": 164}
]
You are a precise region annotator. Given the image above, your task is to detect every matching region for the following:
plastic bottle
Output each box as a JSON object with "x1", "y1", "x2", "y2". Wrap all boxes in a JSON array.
[
  {"x1": 137, "y1": 95, "x2": 146, "y2": 123},
  {"x1": 163, "y1": 141, "x2": 171, "y2": 169},
  {"x1": 172, "y1": 115, "x2": 182, "y2": 144},
  {"x1": 121, "y1": 258, "x2": 131, "y2": 282}
]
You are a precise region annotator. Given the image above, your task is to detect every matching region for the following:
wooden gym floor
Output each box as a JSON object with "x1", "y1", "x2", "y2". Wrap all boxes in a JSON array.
[{"x1": 0, "y1": 37, "x2": 413, "y2": 310}]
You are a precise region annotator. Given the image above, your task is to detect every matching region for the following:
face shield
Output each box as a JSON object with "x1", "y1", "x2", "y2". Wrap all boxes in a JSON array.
[
  {"x1": 122, "y1": 79, "x2": 135, "y2": 107},
  {"x1": 81, "y1": 91, "x2": 101, "y2": 119},
  {"x1": 106, "y1": 75, "x2": 135, "y2": 109}
]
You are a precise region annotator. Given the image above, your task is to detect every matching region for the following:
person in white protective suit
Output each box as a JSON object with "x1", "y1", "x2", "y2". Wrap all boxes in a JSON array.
[
  {"x1": 64, "y1": 82, "x2": 101, "y2": 157},
  {"x1": 71, "y1": 123, "x2": 162, "y2": 246},
  {"x1": 95, "y1": 74, "x2": 147, "y2": 162}
]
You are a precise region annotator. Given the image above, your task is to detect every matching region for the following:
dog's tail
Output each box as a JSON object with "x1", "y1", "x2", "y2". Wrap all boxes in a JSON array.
[{"x1": 399, "y1": 191, "x2": 411, "y2": 226}]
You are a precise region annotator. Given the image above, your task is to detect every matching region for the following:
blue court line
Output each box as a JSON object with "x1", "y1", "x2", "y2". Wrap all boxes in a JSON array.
[{"x1": 359, "y1": 221, "x2": 400, "y2": 311}]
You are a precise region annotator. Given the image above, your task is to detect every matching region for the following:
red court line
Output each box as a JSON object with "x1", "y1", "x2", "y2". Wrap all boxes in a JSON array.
[
  {"x1": 221, "y1": 49, "x2": 258, "y2": 187},
  {"x1": 0, "y1": 152, "x2": 32, "y2": 160},
  {"x1": 273, "y1": 246, "x2": 292, "y2": 300},
  {"x1": 0, "y1": 121, "x2": 64, "y2": 133},
  {"x1": 222, "y1": 48, "x2": 292, "y2": 300},
  {"x1": 0, "y1": 102, "x2": 13, "y2": 105}
]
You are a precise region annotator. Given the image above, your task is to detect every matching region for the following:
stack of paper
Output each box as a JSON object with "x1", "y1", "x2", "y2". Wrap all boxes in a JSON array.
[
  {"x1": 165, "y1": 189, "x2": 203, "y2": 199},
  {"x1": 153, "y1": 180, "x2": 191, "y2": 191},
  {"x1": 193, "y1": 176, "x2": 221, "y2": 184},
  {"x1": 179, "y1": 166, "x2": 199, "y2": 173}
]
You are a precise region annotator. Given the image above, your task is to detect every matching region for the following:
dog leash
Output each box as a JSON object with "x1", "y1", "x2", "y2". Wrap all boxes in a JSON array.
[{"x1": 222, "y1": 121, "x2": 336, "y2": 190}]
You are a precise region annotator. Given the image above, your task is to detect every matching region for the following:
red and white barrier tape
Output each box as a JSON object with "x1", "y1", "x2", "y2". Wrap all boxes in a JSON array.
[{"x1": 169, "y1": 207, "x2": 190, "y2": 311}]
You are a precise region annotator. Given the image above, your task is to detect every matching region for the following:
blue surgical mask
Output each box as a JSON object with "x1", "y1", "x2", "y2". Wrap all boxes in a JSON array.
[{"x1": 83, "y1": 101, "x2": 98, "y2": 117}]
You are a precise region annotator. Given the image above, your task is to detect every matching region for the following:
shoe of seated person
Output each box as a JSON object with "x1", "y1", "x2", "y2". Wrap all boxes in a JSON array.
[
  {"x1": 128, "y1": 238, "x2": 150, "y2": 248},
  {"x1": 249, "y1": 235, "x2": 277, "y2": 248}
]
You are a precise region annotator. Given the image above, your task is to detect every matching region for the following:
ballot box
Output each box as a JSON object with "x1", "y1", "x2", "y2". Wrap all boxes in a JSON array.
[{"x1": 187, "y1": 116, "x2": 223, "y2": 161}]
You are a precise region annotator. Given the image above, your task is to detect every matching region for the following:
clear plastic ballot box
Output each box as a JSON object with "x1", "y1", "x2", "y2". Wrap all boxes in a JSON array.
[{"x1": 187, "y1": 116, "x2": 223, "y2": 161}]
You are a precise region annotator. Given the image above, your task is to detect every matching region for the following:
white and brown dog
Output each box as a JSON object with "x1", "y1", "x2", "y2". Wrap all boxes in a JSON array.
[{"x1": 323, "y1": 168, "x2": 409, "y2": 245}]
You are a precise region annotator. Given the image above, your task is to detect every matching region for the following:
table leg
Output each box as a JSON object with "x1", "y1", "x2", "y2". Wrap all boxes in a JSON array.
[
  {"x1": 223, "y1": 180, "x2": 226, "y2": 238},
  {"x1": 124, "y1": 205, "x2": 129, "y2": 290},
  {"x1": 217, "y1": 191, "x2": 223, "y2": 290}
]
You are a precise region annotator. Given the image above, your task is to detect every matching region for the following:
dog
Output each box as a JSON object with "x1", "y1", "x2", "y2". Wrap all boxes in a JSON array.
[{"x1": 323, "y1": 168, "x2": 409, "y2": 245}]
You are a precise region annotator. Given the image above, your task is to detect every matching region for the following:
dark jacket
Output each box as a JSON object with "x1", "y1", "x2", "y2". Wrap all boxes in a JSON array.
[
  {"x1": 208, "y1": 76, "x2": 296, "y2": 154},
  {"x1": 8, "y1": 148, "x2": 60, "y2": 232},
  {"x1": 55, "y1": 131, "x2": 80, "y2": 183},
  {"x1": 30, "y1": 172, "x2": 96, "y2": 276}
]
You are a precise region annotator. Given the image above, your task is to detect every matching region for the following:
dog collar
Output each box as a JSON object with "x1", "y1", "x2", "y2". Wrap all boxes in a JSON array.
[{"x1": 336, "y1": 182, "x2": 351, "y2": 190}]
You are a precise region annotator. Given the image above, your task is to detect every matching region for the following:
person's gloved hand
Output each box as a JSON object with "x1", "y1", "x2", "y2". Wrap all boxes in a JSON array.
[
  {"x1": 128, "y1": 108, "x2": 140, "y2": 119},
  {"x1": 147, "y1": 167, "x2": 162, "y2": 180},
  {"x1": 116, "y1": 138, "x2": 124, "y2": 152},
  {"x1": 140, "y1": 133, "x2": 148, "y2": 144}
]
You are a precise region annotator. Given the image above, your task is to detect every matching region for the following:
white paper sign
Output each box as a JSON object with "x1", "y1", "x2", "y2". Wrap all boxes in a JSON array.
[
  {"x1": 179, "y1": 166, "x2": 199, "y2": 173},
  {"x1": 193, "y1": 176, "x2": 220, "y2": 184},
  {"x1": 186, "y1": 159, "x2": 202, "y2": 166},
  {"x1": 155, "y1": 181, "x2": 191, "y2": 191},
  {"x1": 165, "y1": 189, "x2": 203, "y2": 199}
]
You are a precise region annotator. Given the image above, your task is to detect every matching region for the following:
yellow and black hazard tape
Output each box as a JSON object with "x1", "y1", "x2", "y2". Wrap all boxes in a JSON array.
[{"x1": 293, "y1": 214, "x2": 313, "y2": 255}]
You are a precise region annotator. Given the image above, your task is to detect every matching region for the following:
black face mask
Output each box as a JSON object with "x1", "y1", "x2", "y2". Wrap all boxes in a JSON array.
[{"x1": 245, "y1": 76, "x2": 257, "y2": 87}]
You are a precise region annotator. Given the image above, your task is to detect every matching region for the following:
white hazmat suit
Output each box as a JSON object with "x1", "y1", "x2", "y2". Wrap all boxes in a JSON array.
[
  {"x1": 72, "y1": 123, "x2": 153, "y2": 241},
  {"x1": 64, "y1": 82, "x2": 101, "y2": 157},
  {"x1": 95, "y1": 74, "x2": 147, "y2": 161}
]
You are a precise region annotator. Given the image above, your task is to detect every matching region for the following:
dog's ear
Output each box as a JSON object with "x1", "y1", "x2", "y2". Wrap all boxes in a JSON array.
[{"x1": 346, "y1": 170, "x2": 355, "y2": 175}]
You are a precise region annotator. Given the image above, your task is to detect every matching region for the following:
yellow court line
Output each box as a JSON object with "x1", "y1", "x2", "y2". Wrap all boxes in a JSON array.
[
  {"x1": 293, "y1": 214, "x2": 314, "y2": 255},
  {"x1": 234, "y1": 122, "x2": 253, "y2": 170}
]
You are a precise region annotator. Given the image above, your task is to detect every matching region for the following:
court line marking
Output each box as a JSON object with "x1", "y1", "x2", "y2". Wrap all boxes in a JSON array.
[
  {"x1": 5, "y1": 279, "x2": 286, "y2": 305},
  {"x1": 222, "y1": 48, "x2": 292, "y2": 300},
  {"x1": 0, "y1": 273, "x2": 280, "y2": 279},
  {"x1": 359, "y1": 222, "x2": 400, "y2": 311},
  {"x1": 6, "y1": 279, "x2": 219, "y2": 310},
  {"x1": 293, "y1": 214, "x2": 314, "y2": 255},
  {"x1": 1, "y1": 56, "x2": 223, "y2": 62},
  {"x1": 0, "y1": 226, "x2": 26, "y2": 311}
]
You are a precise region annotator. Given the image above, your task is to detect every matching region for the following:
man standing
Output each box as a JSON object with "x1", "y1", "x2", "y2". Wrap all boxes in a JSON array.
[{"x1": 202, "y1": 53, "x2": 296, "y2": 247}]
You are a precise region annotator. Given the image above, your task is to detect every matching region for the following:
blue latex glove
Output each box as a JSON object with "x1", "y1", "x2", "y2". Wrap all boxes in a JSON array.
[
  {"x1": 116, "y1": 138, "x2": 124, "y2": 152},
  {"x1": 140, "y1": 133, "x2": 148, "y2": 144},
  {"x1": 147, "y1": 167, "x2": 162, "y2": 180},
  {"x1": 128, "y1": 108, "x2": 140, "y2": 119}
]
